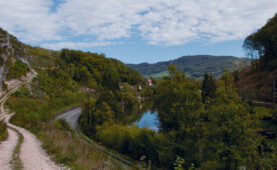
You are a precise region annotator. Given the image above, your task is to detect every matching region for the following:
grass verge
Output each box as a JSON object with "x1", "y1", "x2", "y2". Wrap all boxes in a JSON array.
[
  {"x1": 76, "y1": 123, "x2": 135, "y2": 169},
  {"x1": 6, "y1": 95, "x2": 122, "y2": 169},
  {"x1": 39, "y1": 120, "x2": 122, "y2": 170},
  {"x1": 9, "y1": 127, "x2": 23, "y2": 170}
]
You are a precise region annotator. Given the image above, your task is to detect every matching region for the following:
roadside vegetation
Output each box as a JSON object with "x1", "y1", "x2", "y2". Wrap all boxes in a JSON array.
[
  {"x1": 6, "y1": 69, "x2": 115, "y2": 169},
  {"x1": 6, "y1": 48, "x2": 144, "y2": 169},
  {"x1": 0, "y1": 120, "x2": 8, "y2": 143}
]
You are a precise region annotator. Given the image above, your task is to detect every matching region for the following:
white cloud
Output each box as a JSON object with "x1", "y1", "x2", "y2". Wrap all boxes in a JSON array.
[
  {"x1": 0, "y1": 0, "x2": 276, "y2": 47},
  {"x1": 0, "y1": 0, "x2": 61, "y2": 43},
  {"x1": 41, "y1": 41, "x2": 114, "y2": 50}
]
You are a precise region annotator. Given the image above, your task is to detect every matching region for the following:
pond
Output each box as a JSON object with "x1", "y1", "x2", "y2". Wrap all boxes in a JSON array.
[{"x1": 133, "y1": 110, "x2": 160, "y2": 131}]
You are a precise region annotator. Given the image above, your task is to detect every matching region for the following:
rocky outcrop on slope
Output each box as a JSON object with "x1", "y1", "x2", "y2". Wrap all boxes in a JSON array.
[{"x1": 0, "y1": 28, "x2": 30, "y2": 94}]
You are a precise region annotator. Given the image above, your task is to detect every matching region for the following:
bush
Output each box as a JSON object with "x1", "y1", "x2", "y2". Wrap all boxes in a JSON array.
[
  {"x1": 2, "y1": 81, "x2": 7, "y2": 91},
  {"x1": 6, "y1": 59, "x2": 29, "y2": 80},
  {"x1": 96, "y1": 124, "x2": 161, "y2": 166},
  {"x1": 0, "y1": 120, "x2": 8, "y2": 143}
]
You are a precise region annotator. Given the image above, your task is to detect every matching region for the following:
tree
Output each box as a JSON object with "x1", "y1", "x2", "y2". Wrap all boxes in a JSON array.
[
  {"x1": 154, "y1": 65, "x2": 204, "y2": 168},
  {"x1": 201, "y1": 72, "x2": 217, "y2": 103},
  {"x1": 154, "y1": 65, "x2": 203, "y2": 132},
  {"x1": 200, "y1": 71, "x2": 263, "y2": 169},
  {"x1": 243, "y1": 13, "x2": 277, "y2": 70}
]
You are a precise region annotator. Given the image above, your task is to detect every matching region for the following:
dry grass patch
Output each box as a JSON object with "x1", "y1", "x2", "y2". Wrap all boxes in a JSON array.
[{"x1": 39, "y1": 121, "x2": 121, "y2": 170}]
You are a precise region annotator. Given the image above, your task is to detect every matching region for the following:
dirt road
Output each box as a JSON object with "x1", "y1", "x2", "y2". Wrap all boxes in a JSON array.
[
  {"x1": 0, "y1": 70, "x2": 67, "y2": 170},
  {"x1": 0, "y1": 127, "x2": 18, "y2": 170}
]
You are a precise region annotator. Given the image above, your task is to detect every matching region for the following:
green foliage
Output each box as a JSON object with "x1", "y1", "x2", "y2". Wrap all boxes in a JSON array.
[
  {"x1": 26, "y1": 46, "x2": 58, "y2": 68},
  {"x1": 10, "y1": 127, "x2": 23, "y2": 170},
  {"x1": 200, "y1": 71, "x2": 263, "y2": 169},
  {"x1": 0, "y1": 120, "x2": 8, "y2": 143},
  {"x1": 7, "y1": 69, "x2": 82, "y2": 133},
  {"x1": 59, "y1": 49, "x2": 144, "y2": 89},
  {"x1": 153, "y1": 65, "x2": 204, "y2": 168},
  {"x1": 174, "y1": 156, "x2": 184, "y2": 170},
  {"x1": 6, "y1": 59, "x2": 29, "y2": 80},
  {"x1": 243, "y1": 13, "x2": 277, "y2": 70},
  {"x1": 80, "y1": 100, "x2": 114, "y2": 137},
  {"x1": 128, "y1": 55, "x2": 249, "y2": 79},
  {"x1": 6, "y1": 65, "x2": 119, "y2": 169},
  {"x1": 39, "y1": 120, "x2": 113, "y2": 169},
  {"x1": 0, "y1": 55, "x2": 4, "y2": 66},
  {"x1": 1, "y1": 28, "x2": 144, "y2": 169},
  {"x1": 89, "y1": 66, "x2": 268, "y2": 169},
  {"x1": 140, "y1": 85, "x2": 154, "y2": 100},
  {"x1": 150, "y1": 68, "x2": 268, "y2": 169},
  {"x1": 0, "y1": 46, "x2": 5, "y2": 55},
  {"x1": 10, "y1": 35, "x2": 26, "y2": 57},
  {"x1": 96, "y1": 123, "x2": 160, "y2": 165},
  {"x1": 201, "y1": 72, "x2": 217, "y2": 103},
  {"x1": 79, "y1": 83, "x2": 140, "y2": 137},
  {"x1": 146, "y1": 71, "x2": 169, "y2": 79},
  {"x1": 13, "y1": 86, "x2": 31, "y2": 97},
  {"x1": 56, "y1": 119, "x2": 72, "y2": 132},
  {"x1": 2, "y1": 81, "x2": 7, "y2": 91},
  {"x1": 154, "y1": 65, "x2": 203, "y2": 132}
]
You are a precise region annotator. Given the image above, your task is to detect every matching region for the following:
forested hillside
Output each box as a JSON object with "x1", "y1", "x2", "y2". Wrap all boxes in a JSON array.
[
  {"x1": 235, "y1": 13, "x2": 277, "y2": 102},
  {"x1": 127, "y1": 55, "x2": 249, "y2": 78},
  {"x1": 1, "y1": 28, "x2": 145, "y2": 169}
]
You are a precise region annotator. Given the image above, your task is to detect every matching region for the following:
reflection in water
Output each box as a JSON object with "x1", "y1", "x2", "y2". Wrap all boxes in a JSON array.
[
  {"x1": 116, "y1": 102, "x2": 160, "y2": 131},
  {"x1": 134, "y1": 110, "x2": 160, "y2": 131}
]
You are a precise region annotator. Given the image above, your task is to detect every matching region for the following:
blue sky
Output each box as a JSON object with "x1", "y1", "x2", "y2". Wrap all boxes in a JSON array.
[
  {"x1": 92, "y1": 38, "x2": 244, "y2": 64},
  {"x1": 0, "y1": 0, "x2": 276, "y2": 64}
]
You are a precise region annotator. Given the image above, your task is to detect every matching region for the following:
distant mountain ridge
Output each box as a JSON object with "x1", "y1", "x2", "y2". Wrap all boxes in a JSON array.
[{"x1": 127, "y1": 55, "x2": 250, "y2": 78}]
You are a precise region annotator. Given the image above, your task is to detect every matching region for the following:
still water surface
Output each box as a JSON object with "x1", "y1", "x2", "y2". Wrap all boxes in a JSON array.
[{"x1": 134, "y1": 110, "x2": 159, "y2": 131}]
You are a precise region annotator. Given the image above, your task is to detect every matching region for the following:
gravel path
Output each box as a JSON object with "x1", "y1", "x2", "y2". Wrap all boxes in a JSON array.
[
  {"x1": 0, "y1": 70, "x2": 68, "y2": 170},
  {"x1": 0, "y1": 128, "x2": 18, "y2": 170},
  {"x1": 7, "y1": 120, "x2": 65, "y2": 170}
]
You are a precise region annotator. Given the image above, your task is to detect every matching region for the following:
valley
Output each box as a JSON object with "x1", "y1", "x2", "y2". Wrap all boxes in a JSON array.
[{"x1": 0, "y1": 10, "x2": 276, "y2": 170}]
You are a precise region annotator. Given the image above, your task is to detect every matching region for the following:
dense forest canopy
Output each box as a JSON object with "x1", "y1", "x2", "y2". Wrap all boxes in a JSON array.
[{"x1": 59, "y1": 49, "x2": 144, "y2": 89}]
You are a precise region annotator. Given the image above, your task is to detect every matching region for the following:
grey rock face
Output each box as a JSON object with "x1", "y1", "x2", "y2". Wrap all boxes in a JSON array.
[{"x1": 0, "y1": 31, "x2": 30, "y2": 93}]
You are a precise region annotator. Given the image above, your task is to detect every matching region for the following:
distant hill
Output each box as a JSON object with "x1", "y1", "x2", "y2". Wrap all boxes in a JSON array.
[{"x1": 127, "y1": 55, "x2": 250, "y2": 79}]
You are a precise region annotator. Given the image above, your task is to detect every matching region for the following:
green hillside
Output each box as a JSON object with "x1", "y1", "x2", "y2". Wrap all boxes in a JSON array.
[
  {"x1": 1, "y1": 28, "x2": 145, "y2": 169},
  {"x1": 127, "y1": 55, "x2": 250, "y2": 79}
]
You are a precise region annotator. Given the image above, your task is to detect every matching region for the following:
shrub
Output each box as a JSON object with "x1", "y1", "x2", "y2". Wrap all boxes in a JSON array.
[{"x1": 0, "y1": 120, "x2": 8, "y2": 143}]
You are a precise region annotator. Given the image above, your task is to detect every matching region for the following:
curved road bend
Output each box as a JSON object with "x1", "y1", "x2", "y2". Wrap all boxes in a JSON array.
[
  {"x1": 57, "y1": 107, "x2": 135, "y2": 169},
  {"x1": 56, "y1": 107, "x2": 81, "y2": 130}
]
